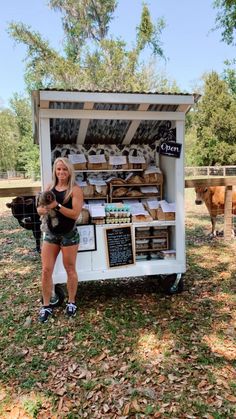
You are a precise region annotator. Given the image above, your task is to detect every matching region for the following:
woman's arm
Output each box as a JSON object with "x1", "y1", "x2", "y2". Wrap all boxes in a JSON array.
[{"x1": 47, "y1": 185, "x2": 84, "y2": 220}]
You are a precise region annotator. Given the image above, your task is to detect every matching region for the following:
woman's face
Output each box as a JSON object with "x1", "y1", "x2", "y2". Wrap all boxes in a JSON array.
[{"x1": 55, "y1": 161, "x2": 70, "y2": 182}]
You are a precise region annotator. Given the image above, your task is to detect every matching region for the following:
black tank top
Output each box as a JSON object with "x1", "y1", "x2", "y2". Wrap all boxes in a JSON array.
[{"x1": 47, "y1": 187, "x2": 75, "y2": 234}]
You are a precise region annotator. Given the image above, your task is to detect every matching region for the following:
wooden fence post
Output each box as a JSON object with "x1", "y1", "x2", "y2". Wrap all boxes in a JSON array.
[{"x1": 224, "y1": 185, "x2": 233, "y2": 241}]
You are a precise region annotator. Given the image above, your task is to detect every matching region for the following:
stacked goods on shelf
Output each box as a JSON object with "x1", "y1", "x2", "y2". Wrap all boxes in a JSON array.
[
  {"x1": 79, "y1": 182, "x2": 95, "y2": 198},
  {"x1": 135, "y1": 226, "x2": 169, "y2": 260},
  {"x1": 68, "y1": 153, "x2": 87, "y2": 170},
  {"x1": 128, "y1": 154, "x2": 147, "y2": 170},
  {"x1": 109, "y1": 167, "x2": 163, "y2": 201},
  {"x1": 108, "y1": 155, "x2": 129, "y2": 170},
  {"x1": 87, "y1": 154, "x2": 108, "y2": 170},
  {"x1": 105, "y1": 203, "x2": 131, "y2": 224},
  {"x1": 76, "y1": 208, "x2": 90, "y2": 224},
  {"x1": 132, "y1": 213, "x2": 153, "y2": 222},
  {"x1": 159, "y1": 250, "x2": 176, "y2": 260},
  {"x1": 130, "y1": 202, "x2": 153, "y2": 222},
  {"x1": 156, "y1": 201, "x2": 176, "y2": 221},
  {"x1": 145, "y1": 200, "x2": 175, "y2": 221},
  {"x1": 89, "y1": 204, "x2": 106, "y2": 225},
  {"x1": 143, "y1": 166, "x2": 163, "y2": 183}
]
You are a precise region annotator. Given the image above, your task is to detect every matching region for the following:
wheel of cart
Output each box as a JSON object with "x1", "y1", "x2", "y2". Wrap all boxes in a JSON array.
[
  {"x1": 41, "y1": 284, "x2": 65, "y2": 307},
  {"x1": 159, "y1": 273, "x2": 184, "y2": 295}
]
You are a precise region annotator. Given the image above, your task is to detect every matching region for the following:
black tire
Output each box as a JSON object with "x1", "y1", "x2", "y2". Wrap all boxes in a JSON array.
[{"x1": 159, "y1": 274, "x2": 184, "y2": 295}]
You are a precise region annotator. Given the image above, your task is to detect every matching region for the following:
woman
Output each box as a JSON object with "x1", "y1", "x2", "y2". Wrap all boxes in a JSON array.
[{"x1": 37, "y1": 157, "x2": 84, "y2": 323}]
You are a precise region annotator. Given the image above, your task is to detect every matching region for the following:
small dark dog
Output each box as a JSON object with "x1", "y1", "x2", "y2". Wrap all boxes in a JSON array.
[{"x1": 36, "y1": 191, "x2": 59, "y2": 233}]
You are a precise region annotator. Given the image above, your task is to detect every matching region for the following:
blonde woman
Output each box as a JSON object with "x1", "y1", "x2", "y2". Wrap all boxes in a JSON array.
[{"x1": 37, "y1": 157, "x2": 83, "y2": 323}]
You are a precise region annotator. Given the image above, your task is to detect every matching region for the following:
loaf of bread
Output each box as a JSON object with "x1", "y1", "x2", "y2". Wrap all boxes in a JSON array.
[
  {"x1": 128, "y1": 175, "x2": 144, "y2": 184},
  {"x1": 109, "y1": 178, "x2": 126, "y2": 185},
  {"x1": 113, "y1": 187, "x2": 128, "y2": 197},
  {"x1": 126, "y1": 189, "x2": 143, "y2": 197}
]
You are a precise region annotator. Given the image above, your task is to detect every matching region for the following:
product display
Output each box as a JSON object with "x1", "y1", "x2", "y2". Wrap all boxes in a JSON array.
[{"x1": 105, "y1": 203, "x2": 131, "y2": 224}]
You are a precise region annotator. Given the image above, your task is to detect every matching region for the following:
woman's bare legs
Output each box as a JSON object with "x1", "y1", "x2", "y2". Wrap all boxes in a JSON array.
[
  {"x1": 61, "y1": 244, "x2": 79, "y2": 303},
  {"x1": 41, "y1": 242, "x2": 60, "y2": 306}
]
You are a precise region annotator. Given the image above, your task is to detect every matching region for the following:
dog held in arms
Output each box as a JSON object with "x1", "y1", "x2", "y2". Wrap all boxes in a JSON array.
[
  {"x1": 36, "y1": 191, "x2": 59, "y2": 233},
  {"x1": 195, "y1": 186, "x2": 236, "y2": 237}
]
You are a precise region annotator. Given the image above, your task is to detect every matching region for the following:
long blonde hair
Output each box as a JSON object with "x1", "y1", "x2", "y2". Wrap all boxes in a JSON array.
[{"x1": 51, "y1": 157, "x2": 75, "y2": 203}]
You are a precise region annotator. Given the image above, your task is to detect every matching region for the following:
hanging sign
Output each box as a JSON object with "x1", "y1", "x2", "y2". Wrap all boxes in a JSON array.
[{"x1": 159, "y1": 141, "x2": 182, "y2": 158}]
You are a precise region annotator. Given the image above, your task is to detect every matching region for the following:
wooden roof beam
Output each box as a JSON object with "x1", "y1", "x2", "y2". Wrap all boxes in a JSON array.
[
  {"x1": 76, "y1": 102, "x2": 94, "y2": 145},
  {"x1": 39, "y1": 108, "x2": 185, "y2": 121},
  {"x1": 122, "y1": 104, "x2": 149, "y2": 145}
]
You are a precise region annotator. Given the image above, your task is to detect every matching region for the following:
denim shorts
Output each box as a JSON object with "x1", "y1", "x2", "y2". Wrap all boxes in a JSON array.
[{"x1": 44, "y1": 229, "x2": 80, "y2": 247}]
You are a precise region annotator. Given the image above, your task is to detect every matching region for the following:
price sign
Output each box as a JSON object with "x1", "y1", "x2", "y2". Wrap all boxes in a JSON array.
[{"x1": 105, "y1": 225, "x2": 135, "y2": 268}]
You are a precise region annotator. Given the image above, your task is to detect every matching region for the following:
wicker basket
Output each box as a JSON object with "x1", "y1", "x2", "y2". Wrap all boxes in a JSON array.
[
  {"x1": 73, "y1": 162, "x2": 87, "y2": 170},
  {"x1": 143, "y1": 172, "x2": 163, "y2": 184},
  {"x1": 94, "y1": 185, "x2": 108, "y2": 196},
  {"x1": 128, "y1": 162, "x2": 147, "y2": 170},
  {"x1": 157, "y1": 208, "x2": 175, "y2": 221},
  {"x1": 87, "y1": 162, "x2": 108, "y2": 170},
  {"x1": 76, "y1": 208, "x2": 90, "y2": 224},
  {"x1": 82, "y1": 184, "x2": 95, "y2": 197}
]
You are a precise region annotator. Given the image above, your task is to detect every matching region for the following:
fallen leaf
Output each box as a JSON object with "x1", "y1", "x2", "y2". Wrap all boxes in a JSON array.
[
  {"x1": 226, "y1": 395, "x2": 236, "y2": 403},
  {"x1": 123, "y1": 402, "x2": 131, "y2": 415},
  {"x1": 131, "y1": 399, "x2": 141, "y2": 412}
]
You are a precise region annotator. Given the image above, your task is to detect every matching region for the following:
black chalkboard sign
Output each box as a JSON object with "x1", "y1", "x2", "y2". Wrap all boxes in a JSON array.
[{"x1": 105, "y1": 225, "x2": 135, "y2": 268}]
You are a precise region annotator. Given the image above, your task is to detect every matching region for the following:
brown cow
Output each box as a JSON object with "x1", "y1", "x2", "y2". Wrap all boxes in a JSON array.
[{"x1": 194, "y1": 186, "x2": 236, "y2": 236}]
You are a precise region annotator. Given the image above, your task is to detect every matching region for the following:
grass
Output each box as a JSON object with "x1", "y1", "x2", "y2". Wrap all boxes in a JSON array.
[{"x1": 0, "y1": 187, "x2": 236, "y2": 417}]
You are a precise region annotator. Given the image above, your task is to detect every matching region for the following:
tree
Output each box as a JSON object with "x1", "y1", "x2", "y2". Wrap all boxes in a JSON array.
[
  {"x1": 10, "y1": 94, "x2": 40, "y2": 178},
  {"x1": 223, "y1": 60, "x2": 236, "y2": 96},
  {"x1": 213, "y1": 0, "x2": 236, "y2": 45},
  {"x1": 190, "y1": 71, "x2": 236, "y2": 165},
  {"x1": 49, "y1": 0, "x2": 118, "y2": 61},
  {"x1": 0, "y1": 109, "x2": 19, "y2": 171},
  {"x1": 8, "y1": 1, "x2": 173, "y2": 93}
]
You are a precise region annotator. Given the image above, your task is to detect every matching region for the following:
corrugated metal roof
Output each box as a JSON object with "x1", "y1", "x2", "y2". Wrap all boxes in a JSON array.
[{"x1": 33, "y1": 89, "x2": 200, "y2": 147}]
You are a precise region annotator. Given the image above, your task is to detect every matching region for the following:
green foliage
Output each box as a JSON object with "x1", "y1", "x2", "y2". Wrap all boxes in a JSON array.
[
  {"x1": 9, "y1": 94, "x2": 40, "y2": 178},
  {"x1": 213, "y1": 0, "x2": 236, "y2": 45},
  {"x1": 0, "y1": 109, "x2": 19, "y2": 171},
  {"x1": 49, "y1": 0, "x2": 118, "y2": 61},
  {"x1": 8, "y1": 1, "x2": 170, "y2": 93},
  {"x1": 190, "y1": 71, "x2": 236, "y2": 165},
  {"x1": 223, "y1": 60, "x2": 236, "y2": 97},
  {"x1": 136, "y1": 2, "x2": 165, "y2": 58}
]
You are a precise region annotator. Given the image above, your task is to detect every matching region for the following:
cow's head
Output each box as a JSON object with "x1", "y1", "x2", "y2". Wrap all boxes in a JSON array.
[
  {"x1": 6, "y1": 196, "x2": 35, "y2": 221},
  {"x1": 6, "y1": 196, "x2": 34, "y2": 207},
  {"x1": 194, "y1": 186, "x2": 208, "y2": 205}
]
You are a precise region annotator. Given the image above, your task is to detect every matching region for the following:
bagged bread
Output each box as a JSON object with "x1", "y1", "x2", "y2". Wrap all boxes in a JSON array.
[
  {"x1": 128, "y1": 175, "x2": 144, "y2": 184},
  {"x1": 109, "y1": 178, "x2": 126, "y2": 185},
  {"x1": 113, "y1": 187, "x2": 128, "y2": 197},
  {"x1": 126, "y1": 189, "x2": 143, "y2": 197}
]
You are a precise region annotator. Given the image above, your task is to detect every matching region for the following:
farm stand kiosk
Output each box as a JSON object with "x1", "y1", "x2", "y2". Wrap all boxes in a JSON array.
[{"x1": 32, "y1": 89, "x2": 198, "y2": 300}]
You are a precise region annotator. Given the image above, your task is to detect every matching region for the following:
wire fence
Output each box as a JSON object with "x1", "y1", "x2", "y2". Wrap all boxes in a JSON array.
[
  {"x1": 0, "y1": 171, "x2": 39, "y2": 181},
  {"x1": 185, "y1": 166, "x2": 236, "y2": 177},
  {"x1": 1, "y1": 166, "x2": 236, "y2": 181}
]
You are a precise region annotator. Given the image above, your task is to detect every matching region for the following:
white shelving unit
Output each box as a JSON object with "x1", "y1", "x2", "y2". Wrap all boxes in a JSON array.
[{"x1": 33, "y1": 89, "x2": 197, "y2": 293}]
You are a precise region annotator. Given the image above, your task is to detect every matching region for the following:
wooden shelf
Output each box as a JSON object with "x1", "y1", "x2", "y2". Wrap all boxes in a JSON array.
[
  {"x1": 136, "y1": 235, "x2": 168, "y2": 239},
  {"x1": 111, "y1": 195, "x2": 161, "y2": 200},
  {"x1": 136, "y1": 248, "x2": 167, "y2": 252},
  {"x1": 111, "y1": 182, "x2": 160, "y2": 187},
  {"x1": 84, "y1": 196, "x2": 108, "y2": 200},
  {"x1": 75, "y1": 169, "x2": 143, "y2": 173},
  {"x1": 110, "y1": 182, "x2": 162, "y2": 202}
]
